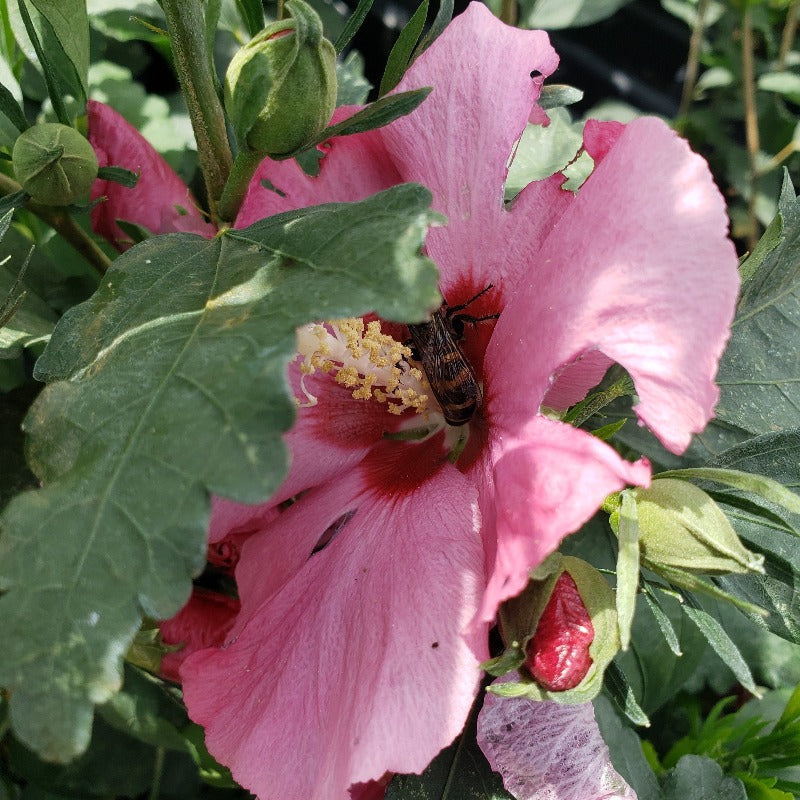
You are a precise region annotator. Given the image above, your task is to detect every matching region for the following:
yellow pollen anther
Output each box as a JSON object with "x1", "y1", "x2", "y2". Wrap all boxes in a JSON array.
[{"x1": 295, "y1": 317, "x2": 433, "y2": 418}]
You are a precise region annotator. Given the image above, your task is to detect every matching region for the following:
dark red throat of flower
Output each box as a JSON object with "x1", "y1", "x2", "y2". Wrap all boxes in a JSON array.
[{"x1": 524, "y1": 572, "x2": 595, "y2": 692}]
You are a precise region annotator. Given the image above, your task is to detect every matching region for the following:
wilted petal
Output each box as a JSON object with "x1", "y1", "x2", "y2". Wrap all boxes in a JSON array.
[
  {"x1": 181, "y1": 465, "x2": 486, "y2": 799},
  {"x1": 487, "y1": 116, "x2": 739, "y2": 453},
  {"x1": 477, "y1": 674, "x2": 636, "y2": 800},
  {"x1": 87, "y1": 100, "x2": 215, "y2": 248},
  {"x1": 480, "y1": 417, "x2": 649, "y2": 620}
]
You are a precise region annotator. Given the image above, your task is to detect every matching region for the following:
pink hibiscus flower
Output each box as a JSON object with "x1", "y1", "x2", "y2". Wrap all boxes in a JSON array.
[{"x1": 87, "y1": 3, "x2": 739, "y2": 797}]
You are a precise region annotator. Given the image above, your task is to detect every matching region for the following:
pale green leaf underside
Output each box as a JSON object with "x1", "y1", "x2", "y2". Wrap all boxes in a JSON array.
[{"x1": 0, "y1": 184, "x2": 440, "y2": 762}]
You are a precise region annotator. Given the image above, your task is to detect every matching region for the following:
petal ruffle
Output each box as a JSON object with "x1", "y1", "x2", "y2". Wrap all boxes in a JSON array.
[
  {"x1": 477, "y1": 674, "x2": 636, "y2": 800},
  {"x1": 480, "y1": 417, "x2": 649, "y2": 621},
  {"x1": 486, "y1": 116, "x2": 738, "y2": 454},
  {"x1": 87, "y1": 100, "x2": 215, "y2": 248},
  {"x1": 181, "y1": 465, "x2": 486, "y2": 799}
]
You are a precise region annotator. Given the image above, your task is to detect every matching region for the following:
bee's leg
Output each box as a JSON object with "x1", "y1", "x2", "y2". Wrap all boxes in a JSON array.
[{"x1": 445, "y1": 283, "x2": 495, "y2": 317}]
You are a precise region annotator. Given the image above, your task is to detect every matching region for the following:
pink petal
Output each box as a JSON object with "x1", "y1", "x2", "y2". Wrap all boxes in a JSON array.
[
  {"x1": 159, "y1": 588, "x2": 240, "y2": 683},
  {"x1": 180, "y1": 465, "x2": 487, "y2": 799},
  {"x1": 487, "y1": 117, "x2": 738, "y2": 454},
  {"x1": 477, "y1": 674, "x2": 636, "y2": 800},
  {"x1": 388, "y1": 3, "x2": 558, "y2": 296},
  {"x1": 87, "y1": 100, "x2": 215, "y2": 248},
  {"x1": 542, "y1": 350, "x2": 615, "y2": 412},
  {"x1": 480, "y1": 417, "x2": 649, "y2": 621},
  {"x1": 235, "y1": 107, "x2": 401, "y2": 228}
]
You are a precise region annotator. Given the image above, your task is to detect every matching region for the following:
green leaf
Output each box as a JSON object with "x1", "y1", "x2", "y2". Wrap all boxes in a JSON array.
[
  {"x1": 603, "y1": 660, "x2": 650, "y2": 727},
  {"x1": 715, "y1": 173, "x2": 800, "y2": 438},
  {"x1": 0, "y1": 184, "x2": 440, "y2": 762},
  {"x1": 593, "y1": 695, "x2": 661, "y2": 800},
  {"x1": 657, "y1": 467, "x2": 800, "y2": 517},
  {"x1": 412, "y1": 0, "x2": 454, "y2": 60},
  {"x1": 0, "y1": 381, "x2": 39, "y2": 509},
  {"x1": 26, "y1": 0, "x2": 89, "y2": 99},
  {"x1": 333, "y1": 0, "x2": 374, "y2": 55},
  {"x1": 614, "y1": 587, "x2": 706, "y2": 713},
  {"x1": 234, "y1": 0, "x2": 264, "y2": 37},
  {"x1": 681, "y1": 598, "x2": 758, "y2": 694},
  {"x1": 661, "y1": 755, "x2": 747, "y2": 800},
  {"x1": 0, "y1": 247, "x2": 56, "y2": 356},
  {"x1": 379, "y1": 0, "x2": 428, "y2": 97},
  {"x1": 385, "y1": 693, "x2": 512, "y2": 800},
  {"x1": 712, "y1": 430, "x2": 800, "y2": 642},
  {"x1": 279, "y1": 88, "x2": 432, "y2": 160},
  {"x1": 96, "y1": 165, "x2": 139, "y2": 188},
  {"x1": 758, "y1": 72, "x2": 800, "y2": 103},
  {"x1": 13, "y1": 0, "x2": 71, "y2": 124},
  {"x1": 97, "y1": 665, "x2": 189, "y2": 752},
  {"x1": 0, "y1": 79, "x2": 28, "y2": 132},
  {"x1": 642, "y1": 582, "x2": 682, "y2": 656},
  {"x1": 616, "y1": 489, "x2": 640, "y2": 650},
  {"x1": 517, "y1": 0, "x2": 635, "y2": 29}
]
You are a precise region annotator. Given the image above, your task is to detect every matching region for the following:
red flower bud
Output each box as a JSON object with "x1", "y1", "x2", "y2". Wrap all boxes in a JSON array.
[{"x1": 524, "y1": 572, "x2": 595, "y2": 691}]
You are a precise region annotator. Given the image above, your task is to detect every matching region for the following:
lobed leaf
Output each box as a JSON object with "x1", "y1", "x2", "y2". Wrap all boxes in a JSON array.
[{"x1": 0, "y1": 184, "x2": 440, "y2": 762}]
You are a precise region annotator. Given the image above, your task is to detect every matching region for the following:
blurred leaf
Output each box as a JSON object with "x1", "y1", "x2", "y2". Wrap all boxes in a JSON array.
[
  {"x1": 0, "y1": 381, "x2": 39, "y2": 508},
  {"x1": 538, "y1": 84, "x2": 583, "y2": 110},
  {"x1": 5, "y1": 717, "x2": 154, "y2": 798},
  {"x1": 517, "y1": 0, "x2": 635, "y2": 29},
  {"x1": 379, "y1": 0, "x2": 427, "y2": 97},
  {"x1": 715, "y1": 173, "x2": 800, "y2": 437},
  {"x1": 681, "y1": 599, "x2": 758, "y2": 695},
  {"x1": 661, "y1": 755, "x2": 747, "y2": 800},
  {"x1": 758, "y1": 72, "x2": 800, "y2": 103},
  {"x1": 336, "y1": 50, "x2": 371, "y2": 106},
  {"x1": 86, "y1": 0, "x2": 166, "y2": 43},
  {"x1": 0, "y1": 184, "x2": 439, "y2": 763},
  {"x1": 386, "y1": 693, "x2": 512, "y2": 800}
]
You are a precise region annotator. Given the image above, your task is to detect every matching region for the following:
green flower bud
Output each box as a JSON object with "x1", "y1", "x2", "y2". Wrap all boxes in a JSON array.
[
  {"x1": 224, "y1": 0, "x2": 337, "y2": 157},
  {"x1": 12, "y1": 122, "x2": 98, "y2": 206},
  {"x1": 617, "y1": 478, "x2": 764, "y2": 575},
  {"x1": 484, "y1": 555, "x2": 620, "y2": 703}
]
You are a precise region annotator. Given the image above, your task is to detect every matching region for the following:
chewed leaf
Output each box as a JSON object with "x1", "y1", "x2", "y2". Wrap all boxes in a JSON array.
[{"x1": 0, "y1": 184, "x2": 439, "y2": 763}]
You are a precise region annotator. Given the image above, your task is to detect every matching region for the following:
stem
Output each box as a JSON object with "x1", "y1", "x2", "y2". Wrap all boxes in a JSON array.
[
  {"x1": 757, "y1": 138, "x2": 798, "y2": 176},
  {"x1": 778, "y1": 0, "x2": 799, "y2": 70},
  {"x1": 217, "y1": 147, "x2": 265, "y2": 223},
  {"x1": 499, "y1": 0, "x2": 517, "y2": 26},
  {"x1": 161, "y1": 0, "x2": 233, "y2": 225},
  {"x1": 0, "y1": 172, "x2": 113, "y2": 275},
  {"x1": 741, "y1": 7, "x2": 761, "y2": 253},
  {"x1": 677, "y1": 0, "x2": 711, "y2": 119}
]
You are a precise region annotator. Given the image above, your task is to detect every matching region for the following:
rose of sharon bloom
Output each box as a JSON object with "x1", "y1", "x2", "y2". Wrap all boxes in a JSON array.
[{"x1": 87, "y1": 4, "x2": 739, "y2": 798}]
